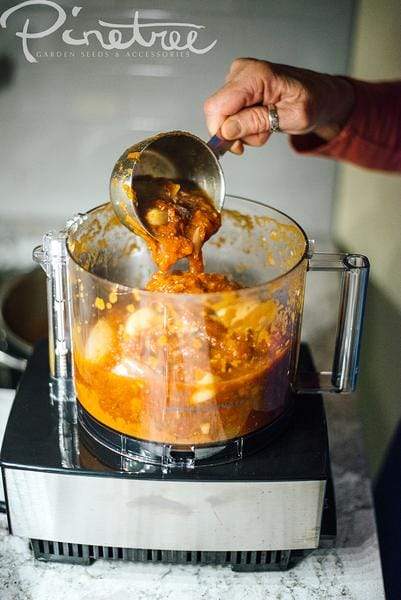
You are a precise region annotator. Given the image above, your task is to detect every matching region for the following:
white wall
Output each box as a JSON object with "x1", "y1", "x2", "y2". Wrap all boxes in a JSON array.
[{"x1": 0, "y1": 0, "x2": 354, "y2": 237}]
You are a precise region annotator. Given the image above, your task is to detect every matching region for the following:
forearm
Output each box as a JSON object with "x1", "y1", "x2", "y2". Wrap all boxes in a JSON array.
[
  {"x1": 291, "y1": 79, "x2": 401, "y2": 172},
  {"x1": 312, "y1": 77, "x2": 355, "y2": 142}
]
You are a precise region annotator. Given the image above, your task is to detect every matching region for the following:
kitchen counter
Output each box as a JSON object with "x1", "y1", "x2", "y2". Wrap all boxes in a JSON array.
[{"x1": 0, "y1": 389, "x2": 385, "y2": 600}]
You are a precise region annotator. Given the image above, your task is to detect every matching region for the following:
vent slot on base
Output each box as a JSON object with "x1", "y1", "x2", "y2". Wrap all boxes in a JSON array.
[{"x1": 30, "y1": 539, "x2": 305, "y2": 571}]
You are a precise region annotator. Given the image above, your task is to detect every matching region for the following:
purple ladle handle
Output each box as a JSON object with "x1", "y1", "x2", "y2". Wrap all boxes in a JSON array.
[{"x1": 207, "y1": 135, "x2": 233, "y2": 159}]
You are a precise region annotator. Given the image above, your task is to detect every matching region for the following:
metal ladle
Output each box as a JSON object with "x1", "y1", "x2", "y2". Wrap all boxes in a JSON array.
[{"x1": 109, "y1": 131, "x2": 232, "y2": 238}]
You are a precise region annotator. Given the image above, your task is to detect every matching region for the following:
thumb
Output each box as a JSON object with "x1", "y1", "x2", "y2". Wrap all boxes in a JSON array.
[{"x1": 221, "y1": 105, "x2": 271, "y2": 140}]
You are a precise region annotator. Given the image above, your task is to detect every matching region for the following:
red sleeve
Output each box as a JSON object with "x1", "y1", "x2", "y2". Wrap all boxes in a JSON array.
[{"x1": 290, "y1": 79, "x2": 401, "y2": 172}]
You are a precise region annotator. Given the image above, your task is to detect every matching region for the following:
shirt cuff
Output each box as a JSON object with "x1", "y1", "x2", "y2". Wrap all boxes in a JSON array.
[
  {"x1": 288, "y1": 77, "x2": 401, "y2": 171},
  {"x1": 289, "y1": 126, "x2": 351, "y2": 156}
]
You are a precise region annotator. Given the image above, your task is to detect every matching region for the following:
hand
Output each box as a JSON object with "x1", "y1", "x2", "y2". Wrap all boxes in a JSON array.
[{"x1": 204, "y1": 58, "x2": 355, "y2": 154}]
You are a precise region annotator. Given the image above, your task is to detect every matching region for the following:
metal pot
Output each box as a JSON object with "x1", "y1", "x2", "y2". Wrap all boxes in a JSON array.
[{"x1": 0, "y1": 268, "x2": 47, "y2": 371}]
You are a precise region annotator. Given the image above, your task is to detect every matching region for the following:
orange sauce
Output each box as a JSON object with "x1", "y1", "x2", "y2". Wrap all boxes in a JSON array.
[
  {"x1": 135, "y1": 177, "x2": 224, "y2": 276},
  {"x1": 74, "y1": 177, "x2": 294, "y2": 444},
  {"x1": 74, "y1": 301, "x2": 290, "y2": 444}
]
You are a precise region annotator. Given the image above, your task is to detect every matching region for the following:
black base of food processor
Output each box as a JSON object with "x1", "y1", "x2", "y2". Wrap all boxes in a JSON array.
[
  {"x1": 1, "y1": 340, "x2": 336, "y2": 571},
  {"x1": 78, "y1": 397, "x2": 295, "y2": 471}
]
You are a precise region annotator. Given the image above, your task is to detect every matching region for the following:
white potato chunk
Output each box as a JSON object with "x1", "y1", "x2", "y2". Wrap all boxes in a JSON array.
[
  {"x1": 146, "y1": 208, "x2": 168, "y2": 226},
  {"x1": 191, "y1": 387, "x2": 215, "y2": 404},
  {"x1": 125, "y1": 307, "x2": 161, "y2": 336},
  {"x1": 85, "y1": 319, "x2": 114, "y2": 362},
  {"x1": 112, "y1": 359, "x2": 152, "y2": 379},
  {"x1": 196, "y1": 372, "x2": 216, "y2": 386}
]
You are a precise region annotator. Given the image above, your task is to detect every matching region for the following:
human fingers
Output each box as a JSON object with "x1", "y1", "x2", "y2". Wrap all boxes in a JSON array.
[
  {"x1": 241, "y1": 132, "x2": 270, "y2": 146},
  {"x1": 229, "y1": 140, "x2": 244, "y2": 154},
  {"x1": 204, "y1": 81, "x2": 259, "y2": 136},
  {"x1": 220, "y1": 105, "x2": 271, "y2": 140}
]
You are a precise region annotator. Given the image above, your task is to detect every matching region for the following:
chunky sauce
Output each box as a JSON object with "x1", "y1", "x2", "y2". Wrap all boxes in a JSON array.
[
  {"x1": 74, "y1": 298, "x2": 290, "y2": 444},
  {"x1": 146, "y1": 270, "x2": 241, "y2": 293},
  {"x1": 74, "y1": 178, "x2": 295, "y2": 445},
  {"x1": 136, "y1": 177, "x2": 219, "y2": 272},
  {"x1": 133, "y1": 176, "x2": 238, "y2": 292}
]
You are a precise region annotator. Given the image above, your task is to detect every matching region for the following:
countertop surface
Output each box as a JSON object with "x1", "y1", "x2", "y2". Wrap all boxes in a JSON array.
[{"x1": 0, "y1": 230, "x2": 385, "y2": 599}]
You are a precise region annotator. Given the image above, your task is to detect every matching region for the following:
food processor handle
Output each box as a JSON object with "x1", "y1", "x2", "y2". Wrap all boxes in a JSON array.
[
  {"x1": 297, "y1": 252, "x2": 370, "y2": 394},
  {"x1": 33, "y1": 232, "x2": 74, "y2": 383},
  {"x1": 207, "y1": 135, "x2": 234, "y2": 159},
  {"x1": 33, "y1": 233, "x2": 79, "y2": 468}
]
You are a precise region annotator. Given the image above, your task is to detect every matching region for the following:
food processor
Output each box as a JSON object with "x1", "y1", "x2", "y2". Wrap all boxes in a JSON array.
[{"x1": 0, "y1": 190, "x2": 369, "y2": 570}]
